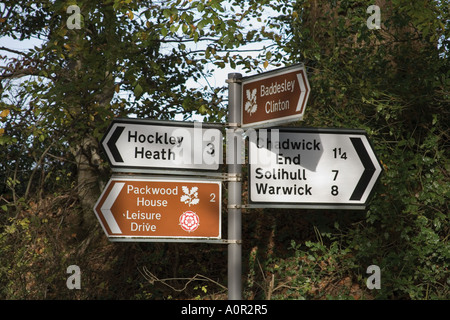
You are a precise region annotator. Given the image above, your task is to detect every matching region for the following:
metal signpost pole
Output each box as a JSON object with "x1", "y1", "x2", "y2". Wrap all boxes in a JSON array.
[{"x1": 227, "y1": 73, "x2": 243, "y2": 300}]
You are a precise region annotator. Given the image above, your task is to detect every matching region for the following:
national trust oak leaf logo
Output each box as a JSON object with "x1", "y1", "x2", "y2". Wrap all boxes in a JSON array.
[
  {"x1": 245, "y1": 88, "x2": 257, "y2": 116},
  {"x1": 180, "y1": 186, "x2": 199, "y2": 207}
]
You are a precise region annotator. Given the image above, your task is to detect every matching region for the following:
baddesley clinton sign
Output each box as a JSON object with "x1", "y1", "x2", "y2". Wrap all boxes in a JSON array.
[
  {"x1": 93, "y1": 176, "x2": 222, "y2": 241},
  {"x1": 241, "y1": 64, "x2": 310, "y2": 128},
  {"x1": 101, "y1": 118, "x2": 223, "y2": 173}
]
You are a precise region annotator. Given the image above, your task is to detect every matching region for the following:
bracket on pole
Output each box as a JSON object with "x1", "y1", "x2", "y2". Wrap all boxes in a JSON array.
[
  {"x1": 226, "y1": 173, "x2": 242, "y2": 182},
  {"x1": 223, "y1": 239, "x2": 242, "y2": 244}
]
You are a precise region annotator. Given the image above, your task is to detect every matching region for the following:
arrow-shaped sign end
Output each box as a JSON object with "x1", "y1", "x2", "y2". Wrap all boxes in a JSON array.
[
  {"x1": 106, "y1": 126, "x2": 125, "y2": 163},
  {"x1": 100, "y1": 182, "x2": 124, "y2": 234},
  {"x1": 349, "y1": 137, "x2": 380, "y2": 201},
  {"x1": 296, "y1": 70, "x2": 310, "y2": 113}
]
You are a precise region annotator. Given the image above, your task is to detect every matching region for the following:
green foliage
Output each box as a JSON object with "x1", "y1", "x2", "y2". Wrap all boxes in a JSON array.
[
  {"x1": 273, "y1": 0, "x2": 449, "y2": 299},
  {"x1": 265, "y1": 239, "x2": 363, "y2": 300}
]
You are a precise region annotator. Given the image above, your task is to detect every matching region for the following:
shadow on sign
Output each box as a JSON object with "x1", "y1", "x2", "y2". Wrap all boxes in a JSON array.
[{"x1": 248, "y1": 129, "x2": 324, "y2": 172}]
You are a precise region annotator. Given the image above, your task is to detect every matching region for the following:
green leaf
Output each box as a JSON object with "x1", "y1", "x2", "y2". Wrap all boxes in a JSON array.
[
  {"x1": 161, "y1": 26, "x2": 168, "y2": 37},
  {"x1": 163, "y1": 9, "x2": 170, "y2": 18},
  {"x1": 134, "y1": 84, "x2": 143, "y2": 97}
]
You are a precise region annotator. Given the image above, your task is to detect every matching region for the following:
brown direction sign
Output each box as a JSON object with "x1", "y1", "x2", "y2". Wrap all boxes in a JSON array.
[
  {"x1": 93, "y1": 176, "x2": 221, "y2": 241},
  {"x1": 241, "y1": 64, "x2": 310, "y2": 128}
]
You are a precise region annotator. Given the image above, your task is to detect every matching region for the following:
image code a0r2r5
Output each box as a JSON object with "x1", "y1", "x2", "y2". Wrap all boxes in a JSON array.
[{"x1": 224, "y1": 304, "x2": 268, "y2": 315}]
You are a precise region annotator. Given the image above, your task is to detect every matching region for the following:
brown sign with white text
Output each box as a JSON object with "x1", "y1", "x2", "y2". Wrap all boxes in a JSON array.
[
  {"x1": 93, "y1": 177, "x2": 221, "y2": 241},
  {"x1": 241, "y1": 65, "x2": 310, "y2": 128}
]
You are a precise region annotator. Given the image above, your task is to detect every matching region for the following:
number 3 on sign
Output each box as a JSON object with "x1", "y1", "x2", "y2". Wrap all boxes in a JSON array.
[{"x1": 206, "y1": 143, "x2": 215, "y2": 155}]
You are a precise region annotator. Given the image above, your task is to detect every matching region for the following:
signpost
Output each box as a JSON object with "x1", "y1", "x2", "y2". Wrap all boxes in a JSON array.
[
  {"x1": 248, "y1": 128, "x2": 383, "y2": 209},
  {"x1": 241, "y1": 64, "x2": 310, "y2": 128},
  {"x1": 101, "y1": 118, "x2": 223, "y2": 174},
  {"x1": 226, "y1": 73, "x2": 243, "y2": 300},
  {"x1": 93, "y1": 64, "x2": 384, "y2": 300},
  {"x1": 93, "y1": 176, "x2": 222, "y2": 241}
]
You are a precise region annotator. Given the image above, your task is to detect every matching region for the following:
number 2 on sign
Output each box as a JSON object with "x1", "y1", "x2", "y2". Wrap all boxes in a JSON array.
[{"x1": 210, "y1": 193, "x2": 216, "y2": 202}]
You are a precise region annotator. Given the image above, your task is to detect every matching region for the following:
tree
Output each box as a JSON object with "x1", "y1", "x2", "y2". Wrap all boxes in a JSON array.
[
  {"x1": 0, "y1": 0, "x2": 270, "y2": 299},
  {"x1": 0, "y1": 0, "x2": 261, "y2": 230},
  {"x1": 1, "y1": 0, "x2": 447, "y2": 299}
]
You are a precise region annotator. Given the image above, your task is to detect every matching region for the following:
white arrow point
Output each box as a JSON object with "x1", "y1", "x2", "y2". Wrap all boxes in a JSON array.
[
  {"x1": 100, "y1": 182, "x2": 124, "y2": 234},
  {"x1": 296, "y1": 70, "x2": 310, "y2": 112}
]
